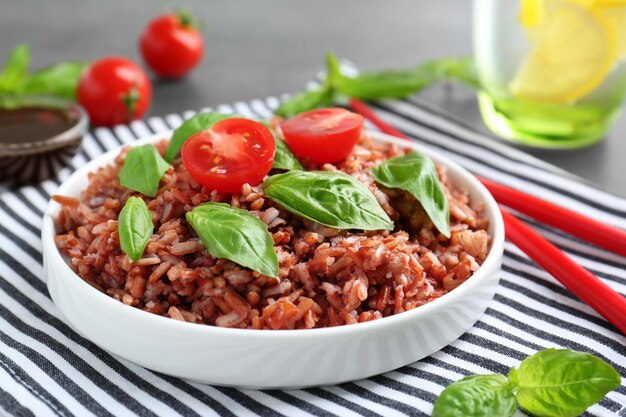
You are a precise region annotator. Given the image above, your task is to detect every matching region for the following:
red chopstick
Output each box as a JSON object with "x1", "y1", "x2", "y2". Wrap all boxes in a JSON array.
[
  {"x1": 350, "y1": 98, "x2": 626, "y2": 258},
  {"x1": 501, "y1": 210, "x2": 626, "y2": 334},
  {"x1": 350, "y1": 98, "x2": 626, "y2": 334}
]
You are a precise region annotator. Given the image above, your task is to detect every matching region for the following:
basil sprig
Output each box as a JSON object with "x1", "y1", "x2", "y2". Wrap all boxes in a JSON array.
[
  {"x1": 186, "y1": 203, "x2": 279, "y2": 277},
  {"x1": 263, "y1": 171, "x2": 393, "y2": 231},
  {"x1": 432, "y1": 374, "x2": 516, "y2": 417},
  {"x1": 21, "y1": 62, "x2": 89, "y2": 100},
  {"x1": 165, "y1": 112, "x2": 241, "y2": 162},
  {"x1": 432, "y1": 348, "x2": 621, "y2": 417},
  {"x1": 275, "y1": 51, "x2": 479, "y2": 117},
  {"x1": 0, "y1": 44, "x2": 87, "y2": 99},
  {"x1": 118, "y1": 197, "x2": 154, "y2": 261},
  {"x1": 0, "y1": 45, "x2": 30, "y2": 94},
  {"x1": 372, "y1": 151, "x2": 450, "y2": 237},
  {"x1": 119, "y1": 144, "x2": 170, "y2": 197},
  {"x1": 333, "y1": 56, "x2": 479, "y2": 100}
]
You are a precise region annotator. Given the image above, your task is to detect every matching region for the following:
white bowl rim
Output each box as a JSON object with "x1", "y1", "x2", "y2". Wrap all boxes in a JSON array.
[{"x1": 43, "y1": 130, "x2": 505, "y2": 340}]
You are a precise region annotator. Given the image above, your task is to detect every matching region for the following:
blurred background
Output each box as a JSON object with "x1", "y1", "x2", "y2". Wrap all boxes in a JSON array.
[{"x1": 1, "y1": 0, "x2": 624, "y2": 195}]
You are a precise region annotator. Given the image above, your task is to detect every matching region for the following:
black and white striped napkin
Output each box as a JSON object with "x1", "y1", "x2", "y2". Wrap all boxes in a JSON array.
[{"x1": 0, "y1": 94, "x2": 624, "y2": 417}]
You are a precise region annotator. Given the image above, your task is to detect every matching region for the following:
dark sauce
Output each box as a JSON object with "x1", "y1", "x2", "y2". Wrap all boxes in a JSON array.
[{"x1": 0, "y1": 107, "x2": 78, "y2": 144}]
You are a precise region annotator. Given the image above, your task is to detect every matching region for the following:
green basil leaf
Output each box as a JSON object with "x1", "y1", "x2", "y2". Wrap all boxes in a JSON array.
[
  {"x1": 432, "y1": 374, "x2": 517, "y2": 417},
  {"x1": 372, "y1": 151, "x2": 450, "y2": 237},
  {"x1": 20, "y1": 62, "x2": 88, "y2": 99},
  {"x1": 119, "y1": 144, "x2": 170, "y2": 197},
  {"x1": 274, "y1": 83, "x2": 335, "y2": 119},
  {"x1": 263, "y1": 170, "x2": 394, "y2": 231},
  {"x1": 186, "y1": 202, "x2": 279, "y2": 277},
  {"x1": 272, "y1": 134, "x2": 303, "y2": 171},
  {"x1": 165, "y1": 112, "x2": 240, "y2": 162},
  {"x1": 255, "y1": 119, "x2": 303, "y2": 171},
  {"x1": 325, "y1": 50, "x2": 342, "y2": 88},
  {"x1": 441, "y1": 57, "x2": 480, "y2": 89},
  {"x1": 118, "y1": 196, "x2": 154, "y2": 261},
  {"x1": 274, "y1": 51, "x2": 341, "y2": 118},
  {"x1": 333, "y1": 57, "x2": 479, "y2": 100},
  {"x1": 509, "y1": 348, "x2": 621, "y2": 417},
  {"x1": 0, "y1": 44, "x2": 30, "y2": 94}
]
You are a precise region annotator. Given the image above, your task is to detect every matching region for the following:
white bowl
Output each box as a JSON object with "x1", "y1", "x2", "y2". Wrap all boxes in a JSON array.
[{"x1": 42, "y1": 131, "x2": 504, "y2": 389}]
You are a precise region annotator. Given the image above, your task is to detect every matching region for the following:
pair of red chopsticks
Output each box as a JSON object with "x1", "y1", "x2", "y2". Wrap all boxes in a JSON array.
[{"x1": 349, "y1": 98, "x2": 626, "y2": 336}]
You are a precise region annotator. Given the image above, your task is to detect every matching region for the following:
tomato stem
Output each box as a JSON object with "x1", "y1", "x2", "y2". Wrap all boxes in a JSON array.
[
  {"x1": 176, "y1": 8, "x2": 197, "y2": 29},
  {"x1": 122, "y1": 84, "x2": 140, "y2": 121}
]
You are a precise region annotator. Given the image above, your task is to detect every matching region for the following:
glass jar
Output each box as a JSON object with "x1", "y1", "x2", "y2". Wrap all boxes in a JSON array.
[{"x1": 474, "y1": 0, "x2": 626, "y2": 148}]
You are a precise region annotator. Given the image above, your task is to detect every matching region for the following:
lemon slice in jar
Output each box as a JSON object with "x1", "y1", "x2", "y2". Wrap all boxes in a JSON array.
[
  {"x1": 510, "y1": 0, "x2": 617, "y2": 104},
  {"x1": 599, "y1": 5, "x2": 626, "y2": 59},
  {"x1": 519, "y1": 0, "x2": 544, "y2": 27}
]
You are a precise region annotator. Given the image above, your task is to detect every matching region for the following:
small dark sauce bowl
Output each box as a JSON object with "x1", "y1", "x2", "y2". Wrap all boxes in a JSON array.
[{"x1": 0, "y1": 95, "x2": 88, "y2": 185}]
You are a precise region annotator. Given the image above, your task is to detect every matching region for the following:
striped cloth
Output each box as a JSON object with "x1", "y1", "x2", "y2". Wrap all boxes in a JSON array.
[{"x1": 0, "y1": 94, "x2": 625, "y2": 417}]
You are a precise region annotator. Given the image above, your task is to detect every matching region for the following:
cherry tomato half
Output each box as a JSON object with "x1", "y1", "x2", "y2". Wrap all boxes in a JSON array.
[
  {"x1": 140, "y1": 11, "x2": 204, "y2": 78},
  {"x1": 77, "y1": 57, "x2": 151, "y2": 127},
  {"x1": 281, "y1": 108, "x2": 364, "y2": 164},
  {"x1": 181, "y1": 118, "x2": 276, "y2": 193}
]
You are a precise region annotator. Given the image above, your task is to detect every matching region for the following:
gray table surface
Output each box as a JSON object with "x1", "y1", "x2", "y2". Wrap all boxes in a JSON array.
[{"x1": 2, "y1": 0, "x2": 625, "y2": 197}]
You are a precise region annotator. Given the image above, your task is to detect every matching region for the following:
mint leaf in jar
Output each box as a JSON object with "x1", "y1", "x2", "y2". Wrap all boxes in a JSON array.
[
  {"x1": 509, "y1": 348, "x2": 621, "y2": 417},
  {"x1": 186, "y1": 202, "x2": 279, "y2": 278},
  {"x1": 372, "y1": 151, "x2": 450, "y2": 237},
  {"x1": 165, "y1": 112, "x2": 241, "y2": 162},
  {"x1": 118, "y1": 196, "x2": 154, "y2": 261},
  {"x1": 118, "y1": 144, "x2": 170, "y2": 197},
  {"x1": 432, "y1": 374, "x2": 517, "y2": 417},
  {"x1": 263, "y1": 170, "x2": 394, "y2": 231}
]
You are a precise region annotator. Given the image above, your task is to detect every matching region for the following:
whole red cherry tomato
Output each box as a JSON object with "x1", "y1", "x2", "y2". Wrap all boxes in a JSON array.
[
  {"x1": 140, "y1": 11, "x2": 204, "y2": 78},
  {"x1": 182, "y1": 118, "x2": 276, "y2": 193},
  {"x1": 281, "y1": 108, "x2": 364, "y2": 164},
  {"x1": 77, "y1": 57, "x2": 151, "y2": 126}
]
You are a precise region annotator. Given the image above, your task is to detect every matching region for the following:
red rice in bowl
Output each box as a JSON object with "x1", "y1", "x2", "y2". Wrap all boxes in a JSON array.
[{"x1": 54, "y1": 135, "x2": 490, "y2": 330}]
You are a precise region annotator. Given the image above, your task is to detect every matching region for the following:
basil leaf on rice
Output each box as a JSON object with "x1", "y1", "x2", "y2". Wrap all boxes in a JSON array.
[
  {"x1": 263, "y1": 170, "x2": 394, "y2": 231},
  {"x1": 118, "y1": 144, "x2": 170, "y2": 197},
  {"x1": 165, "y1": 112, "x2": 241, "y2": 162},
  {"x1": 272, "y1": 133, "x2": 303, "y2": 171},
  {"x1": 186, "y1": 202, "x2": 279, "y2": 278},
  {"x1": 372, "y1": 151, "x2": 450, "y2": 237},
  {"x1": 255, "y1": 119, "x2": 303, "y2": 171},
  {"x1": 118, "y1": 196, "x2": 154, "y2": 262}
]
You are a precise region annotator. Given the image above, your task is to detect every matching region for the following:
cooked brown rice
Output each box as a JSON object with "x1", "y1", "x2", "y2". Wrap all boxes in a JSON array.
[{"x1": 54, "y1": 135, "x2": 490, "y2": 330}]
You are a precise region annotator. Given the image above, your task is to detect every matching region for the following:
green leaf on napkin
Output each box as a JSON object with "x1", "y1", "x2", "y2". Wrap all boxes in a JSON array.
[
  {"x1": 432, "y1": 374, "x2": 517, "y2": 417},
  {"x1": 510, "y1": 348, "x2": 621, "y2": 417},
  {"x1": 432, "y1": 348, "x2": 621, "y2": 417}
]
